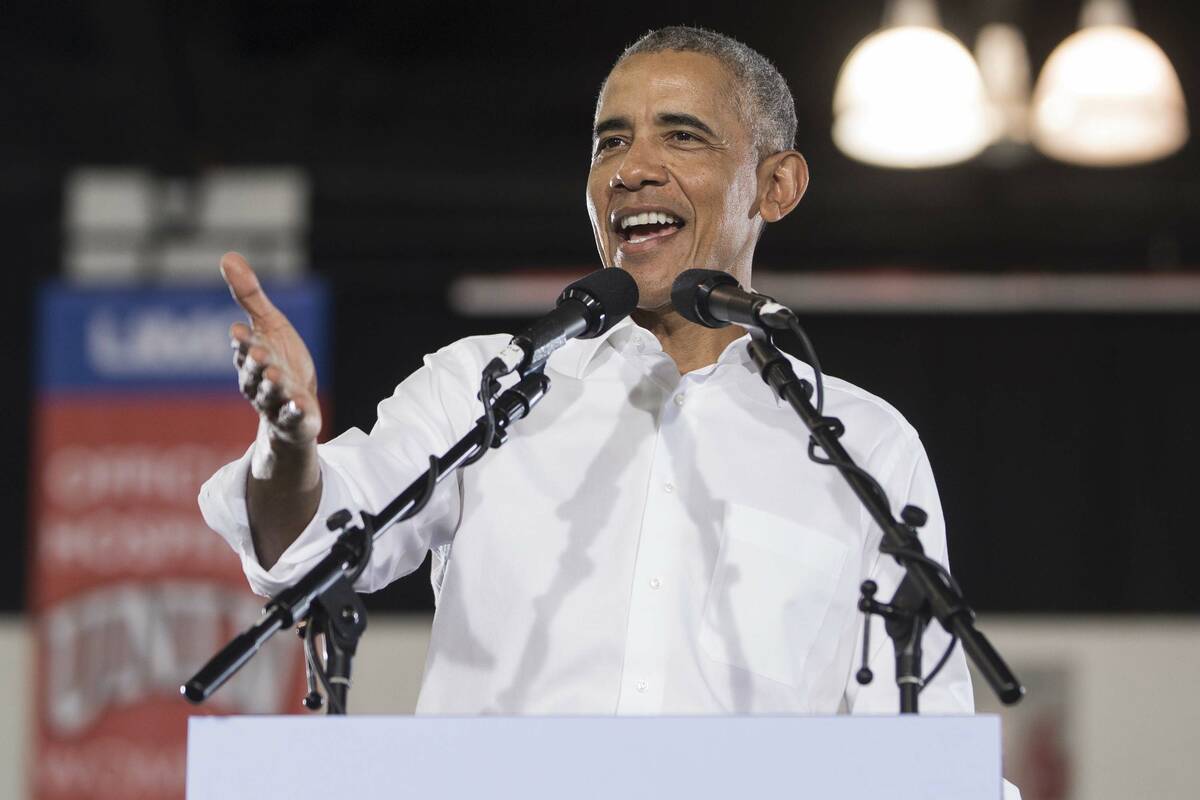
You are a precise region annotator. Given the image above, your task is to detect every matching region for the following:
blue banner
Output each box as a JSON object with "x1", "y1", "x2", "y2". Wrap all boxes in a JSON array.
[{"x1": 36, "y1": 281, "x2": 328, "y2": 393}]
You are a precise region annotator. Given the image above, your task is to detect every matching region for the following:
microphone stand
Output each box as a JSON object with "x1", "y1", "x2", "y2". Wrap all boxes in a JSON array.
[
  {"x1": 182, "y1": 371, "x2": 552, "y2": 712},
  {"x1": 745, "y1": 330, "x2": 1023, "y2": 712}
]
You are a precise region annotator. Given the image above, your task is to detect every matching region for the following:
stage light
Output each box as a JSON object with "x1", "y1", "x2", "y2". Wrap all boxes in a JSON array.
[
  {"x1": 1031, "y1": 0, "x2": 1188, "y2": 167},
  {"x1": 832, "y1": 0, "x2": 990, "y2": 169}
]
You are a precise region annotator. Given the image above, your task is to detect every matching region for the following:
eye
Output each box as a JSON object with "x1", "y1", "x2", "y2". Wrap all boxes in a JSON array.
[
  {"x1": 670, "y1": 130, "x2": 701, "y2": 144},
  {"x1": 594, "y1": 136, "x2": 626, "y2": 155}
]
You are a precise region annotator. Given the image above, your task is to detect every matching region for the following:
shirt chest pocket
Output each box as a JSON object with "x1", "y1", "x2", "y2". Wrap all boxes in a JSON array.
[{"x1": 698, "y1": 502, "x2": 850, "y2": 688}]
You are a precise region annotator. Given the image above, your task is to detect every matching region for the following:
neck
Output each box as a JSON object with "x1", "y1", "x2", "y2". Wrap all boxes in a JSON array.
[{"x1": 632, "y1": 306, "x2": 746, "y2": 374}]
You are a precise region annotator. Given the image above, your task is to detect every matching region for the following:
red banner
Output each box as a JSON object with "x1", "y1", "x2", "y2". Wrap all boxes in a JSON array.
[{"x1": 31, "y1": 285, "x2": 324, "y2": 799}]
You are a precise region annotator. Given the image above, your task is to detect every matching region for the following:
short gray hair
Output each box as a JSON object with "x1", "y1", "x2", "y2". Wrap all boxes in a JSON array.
[{"x1": 609, "y1": 26, "x2": 797, "y2": 158}]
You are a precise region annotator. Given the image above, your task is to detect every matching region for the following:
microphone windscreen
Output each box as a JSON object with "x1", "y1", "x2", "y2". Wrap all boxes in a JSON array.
[
  {"x1": 563, "y1": 268, "x2": 640, "y2": 337},
  {"x1": 671, "y1": 268, "x2": 738, "y2": 327}
]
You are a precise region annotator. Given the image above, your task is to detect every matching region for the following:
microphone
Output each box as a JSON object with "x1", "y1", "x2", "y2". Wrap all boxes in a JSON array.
[
  {"x1": 484, "y1": 268, "x2": 639, "y2": 380},
  {"x1": 670, "y1": 268, "x2": 794, "y2": 330}
]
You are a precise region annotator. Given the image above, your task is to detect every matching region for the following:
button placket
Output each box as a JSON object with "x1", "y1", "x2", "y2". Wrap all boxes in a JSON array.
[{"x1": 616, "y1": 426, "x2": 677, "y2": 713}]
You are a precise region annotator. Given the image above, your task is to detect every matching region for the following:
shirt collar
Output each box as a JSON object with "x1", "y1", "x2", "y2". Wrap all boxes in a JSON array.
[
  {"x1": 544, "y1": 316, "x2": 634, "y2": 379},
  {"x1": 546, "y1": 316, "x2": 756, "y2": 379}
]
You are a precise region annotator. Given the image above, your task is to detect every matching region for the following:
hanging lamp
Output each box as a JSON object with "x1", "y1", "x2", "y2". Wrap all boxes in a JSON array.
[
  {"x1": 832, "y1": 0, "x2": 991, "y2": 168},
  {"x1": 1030, "y1": 0, "x2": 1188, "y2": 166}
]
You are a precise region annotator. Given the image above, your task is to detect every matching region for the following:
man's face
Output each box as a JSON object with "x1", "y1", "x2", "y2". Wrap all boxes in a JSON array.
[{"x1": 587, "y1": 50, "x2": 762, "y2": 310}]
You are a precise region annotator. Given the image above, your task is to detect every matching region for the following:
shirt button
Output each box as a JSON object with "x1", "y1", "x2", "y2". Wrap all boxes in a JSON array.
[
  {"x1": 664, "y1": 482, "x2": 674, "y2": 494},
  {"x1": 635, "y1": 680, "x2": 647, "y2": 693},
  {"x1": 649, "y1": 577, "x2": 662, "y2": 590},
  {"x1": 674, "y1": 393, "x2": 686, "y2": 407}
]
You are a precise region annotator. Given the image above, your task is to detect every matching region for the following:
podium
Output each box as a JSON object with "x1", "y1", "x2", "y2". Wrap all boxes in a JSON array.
[
  {"x1": 187, "y1": 715, "x2": 1004, "y2": 798},
  {"x1": 187, "y1": 715, "x2": 1005, "y2": 798}
]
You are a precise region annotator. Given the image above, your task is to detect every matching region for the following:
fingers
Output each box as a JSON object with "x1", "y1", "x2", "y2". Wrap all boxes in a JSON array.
[
  {"x1": 235, "y1": 340, "x2": 320, "y2": 442},
  {"x1": 239, "y1": 346, "x2": 291, "y2": 415},
  {"x1": 238, "y1": 344, "x2": 269, "y2": 401},
  {"x1": 276, "y1": 398, "x2": 304, "y2": 429},
  {"x1": 254, "y1": 365, "x2": 290, "y2": 418},
  {"x1": 220, "y1": 252, "x2": 282, "y2": 326},
  {"x1": 231, "y1": 322, "x2": 251, "y2": 369},
  {"x1": 273, "y1": 391, "x2": 322, "y2": 444}
]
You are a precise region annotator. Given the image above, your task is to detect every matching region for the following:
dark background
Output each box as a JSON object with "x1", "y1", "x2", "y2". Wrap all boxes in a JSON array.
[{"x1": 3, "y1": 1, "x2": 1197, "y2": 613}]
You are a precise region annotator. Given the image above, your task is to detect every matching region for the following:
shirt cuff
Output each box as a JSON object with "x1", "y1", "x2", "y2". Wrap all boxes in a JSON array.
[{"x1": 197, "y1": 444, "x2": 357, "y2": 597}]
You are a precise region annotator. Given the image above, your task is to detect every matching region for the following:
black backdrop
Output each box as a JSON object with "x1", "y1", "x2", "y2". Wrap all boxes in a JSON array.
[{"x1": 2, "y1": 0, "x2": 1198, "y2": 612}]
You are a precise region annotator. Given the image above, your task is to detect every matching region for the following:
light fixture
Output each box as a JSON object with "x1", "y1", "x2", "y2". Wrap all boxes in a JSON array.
[
  {"x1": 975, "y1": 23, "x2": 1032, "y2": 146},
  {"x1": 832, "y1": 0, "x2": 991, "y2": 169},
  {"x1": 1030, "y1": 0, "x2": 1189, "y2": 167}
]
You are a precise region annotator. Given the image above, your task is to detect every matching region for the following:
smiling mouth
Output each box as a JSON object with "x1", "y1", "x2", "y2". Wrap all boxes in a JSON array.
[{"x1": 616, "y1": 211, "x2": 686, "y2": 248}]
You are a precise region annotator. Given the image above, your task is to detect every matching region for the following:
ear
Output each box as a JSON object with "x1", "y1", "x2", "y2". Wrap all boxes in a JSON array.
[{"x1": 753, "y1": 150, "x2": 809, "y2": 224}]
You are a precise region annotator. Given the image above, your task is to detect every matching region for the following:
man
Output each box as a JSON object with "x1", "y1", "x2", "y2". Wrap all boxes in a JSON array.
[{"x1": 200, "y1": 26, "x2": 973, "y2": 715}]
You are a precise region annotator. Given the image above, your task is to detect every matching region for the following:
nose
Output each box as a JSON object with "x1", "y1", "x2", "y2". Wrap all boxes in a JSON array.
[{"x1": 610, "y1": 139, "x2": 667, "y2": 191}]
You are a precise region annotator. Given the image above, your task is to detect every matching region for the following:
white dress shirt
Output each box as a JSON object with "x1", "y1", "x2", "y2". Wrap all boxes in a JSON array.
[{"x1": 199, "y1": 317, "x2": 974, "y2": 716}]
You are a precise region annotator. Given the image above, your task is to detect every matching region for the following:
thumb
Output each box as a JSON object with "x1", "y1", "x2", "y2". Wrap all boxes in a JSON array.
[{"x1": 220, "y1": 252, "x2": 280, "y2": 325}]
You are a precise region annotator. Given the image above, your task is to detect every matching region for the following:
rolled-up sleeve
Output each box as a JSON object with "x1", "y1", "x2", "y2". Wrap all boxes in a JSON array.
[
  {"x1": 197, "y1": 444, "x2": 382, "y2": 595},
  {"x1": 198, "y1": 333, "x2": 507, "y2": 597}
]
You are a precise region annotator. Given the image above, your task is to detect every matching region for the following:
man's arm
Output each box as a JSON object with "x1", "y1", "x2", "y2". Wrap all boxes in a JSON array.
[
  {"x1": 202, "y1": 258, "x2": 500, "y2": 597},
  {"x1": 245, "y1": 424, "x2": 322, "y2": 569},
  {"x1": 221, "y1": 251, "x2": 324, "y2": 569}
]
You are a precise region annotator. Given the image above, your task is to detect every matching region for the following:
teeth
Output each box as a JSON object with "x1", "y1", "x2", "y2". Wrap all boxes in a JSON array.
[{"x1": 620, "y1": 211, "x2": 679, "y2": 230}]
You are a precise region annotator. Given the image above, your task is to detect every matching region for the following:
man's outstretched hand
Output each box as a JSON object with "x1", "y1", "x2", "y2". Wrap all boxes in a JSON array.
[
  {"x1": 221, "y1": 253, "x2": 324, "y2": 567},
  {"x1": 222, "y1": 252, "x2": 322, "y2": 450}
]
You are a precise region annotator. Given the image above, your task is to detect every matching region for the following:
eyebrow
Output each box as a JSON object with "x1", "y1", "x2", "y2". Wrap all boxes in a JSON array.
[
  {"x1": 592, "y1": 112, "x2": 719, "y2": 140},
  {"x1": 657, "y1": 112, "x2": 718, "y2": 138},
  {"x1": 593, "y1": 116, "x2": 631, "y2": 139}
]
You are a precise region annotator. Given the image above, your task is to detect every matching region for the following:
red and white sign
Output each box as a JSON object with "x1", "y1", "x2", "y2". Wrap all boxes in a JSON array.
[{"x1": 30, "y1": 285, "x2": 325, "y2": 799}]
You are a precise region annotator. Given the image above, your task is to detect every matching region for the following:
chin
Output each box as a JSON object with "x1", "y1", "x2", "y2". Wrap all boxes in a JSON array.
[
  {"x1": 616, "y1": 260, "x2": 679, "y2": 308},
  {"x1": 635, "y1": 293, "x2": 673, "y2": 313},
  {"x1": 623, "y1": 271, "x2": 673, "y2": 312}
]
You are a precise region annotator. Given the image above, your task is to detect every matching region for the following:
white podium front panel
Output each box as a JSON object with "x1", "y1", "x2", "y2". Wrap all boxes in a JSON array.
[{"x1": 188, "y1": 714, "x2": 1002, "y2": 799}]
